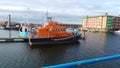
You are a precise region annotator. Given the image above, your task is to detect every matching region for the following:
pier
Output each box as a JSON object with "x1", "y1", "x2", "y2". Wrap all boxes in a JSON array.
[{"x1": 0, "y1": 38, "x2": 28, "y2": 42}]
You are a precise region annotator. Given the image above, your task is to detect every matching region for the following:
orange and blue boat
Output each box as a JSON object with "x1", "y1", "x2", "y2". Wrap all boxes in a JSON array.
[{"x1": 28, "y1": 21, "x2": 82, "y2": 46}]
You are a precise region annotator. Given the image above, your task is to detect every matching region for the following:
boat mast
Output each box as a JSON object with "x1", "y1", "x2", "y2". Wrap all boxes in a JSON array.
[
  {"x1": 46, "y1": 10, "x2": 52, "y2": 22},
  {"x1": 46, "y1": 10, "x2": 53, "y2": 38},
  {"x1": 24, "y1": 11, "x2": 27, "y2": 23},
  {"x1": 24, "y1": 8, "x2": 29, "y2": 24}
]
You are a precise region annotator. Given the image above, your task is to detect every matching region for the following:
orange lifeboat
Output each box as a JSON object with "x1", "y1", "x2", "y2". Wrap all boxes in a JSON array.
[
  {"x1": 37, "y1": 21, "x2": 74, "y2": 38},
  {"x1": 28, "y1": 21, "x2": 81, "y2": 46}
]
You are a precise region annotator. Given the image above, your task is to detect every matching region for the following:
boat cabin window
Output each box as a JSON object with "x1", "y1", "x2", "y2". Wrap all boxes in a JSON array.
[
  {"x1": 53, "y1": 29, "x2": 55, "y2": 31},
  {"x1": 55, "y1": 29, "x2": 57, "y2": 31},
  {"x1": 46, "y1": 29, "x2": 49, "y2": 31},
  {"x1": 57, "y1": 29, "x2": 58, "y2": 31},
  {"x1": 25, "y1": 28, "x2": 27, "y2": 32},
  {"x1": 59, "y1": 29, "x2": 61, "y2": 31},
  {"x1": 51, "y1": 28, "x2": 66, "y2": 31},
  {"x1": 19, "y1": 27, "x2": 22, "y2": 32}
]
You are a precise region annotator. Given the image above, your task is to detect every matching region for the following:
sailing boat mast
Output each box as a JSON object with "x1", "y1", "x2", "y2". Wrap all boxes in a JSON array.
[
  {"x1": 24, "y1": 11, "x2": 27, "y2": 23},
  {"x1": 24, "y1": 8, "x2": 29, "y2": 24}
]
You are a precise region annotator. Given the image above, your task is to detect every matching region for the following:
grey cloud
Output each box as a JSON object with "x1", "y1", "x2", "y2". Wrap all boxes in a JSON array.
[{"x1": 1, "y1": 0, "x2": 120, "y2": 24}]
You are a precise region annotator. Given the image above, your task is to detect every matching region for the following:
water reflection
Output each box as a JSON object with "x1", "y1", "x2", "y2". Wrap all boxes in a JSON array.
[
  {"x1": 31, "y1": 42, "x2": 81, "y2": 66},
  {"x1": 79, "y1": 33, "x2": 107, "y2": 59},
  {"x1": 1, "y1": 32, "x2": 120, "y2": 68},
  {"x1": 103, "y1": 33, "x2": 120, "y2": 55}
]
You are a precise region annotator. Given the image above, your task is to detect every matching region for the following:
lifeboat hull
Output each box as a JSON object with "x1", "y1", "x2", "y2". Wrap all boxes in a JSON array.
[{"x1": 29, "y1": 35, "x2": 81, "y2": 46}]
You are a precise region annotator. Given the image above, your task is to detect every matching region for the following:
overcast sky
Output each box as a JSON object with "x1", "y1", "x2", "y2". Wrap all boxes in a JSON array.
[{"x1": 0, "y1": 0, "x2": 120, "y2": 24}]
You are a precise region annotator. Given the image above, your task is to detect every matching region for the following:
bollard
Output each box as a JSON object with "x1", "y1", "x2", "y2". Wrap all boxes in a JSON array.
[{"x1": 82, "y1": 31, "x2": 86, "y2": 40}]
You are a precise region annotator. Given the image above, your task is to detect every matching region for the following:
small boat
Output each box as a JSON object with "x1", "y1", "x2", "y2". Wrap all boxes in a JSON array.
[
  {"x1": 19, "y1": 31, "x2": 28, "y2": 38},
  {"x1": 114, "y1": 30, "x2": 120, "y2": 35},
  {"x1": 18, "y1": 24, "x2": 29, "y2": 38},
  {"x1": 18, "y1": 23, "x2": 37, "y2": 38},
  {"x1": 28, "y1": 21, "x2": 82, "y2": 46}
]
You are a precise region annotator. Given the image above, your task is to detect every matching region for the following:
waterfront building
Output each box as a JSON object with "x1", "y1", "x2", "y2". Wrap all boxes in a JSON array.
[{"x1": 82, "y1": 14, "x2": 120, "y2": 32}]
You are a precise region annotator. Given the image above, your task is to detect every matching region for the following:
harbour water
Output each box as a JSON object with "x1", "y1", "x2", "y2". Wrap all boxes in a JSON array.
[{"x1": 0, "y1": 30, "x2": 120, "y2": 68}]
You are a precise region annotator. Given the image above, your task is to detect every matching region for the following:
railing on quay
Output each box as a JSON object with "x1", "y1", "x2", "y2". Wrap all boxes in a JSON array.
[{"x1": 41, "y1": 55, "x2": 120, "y2": 68}]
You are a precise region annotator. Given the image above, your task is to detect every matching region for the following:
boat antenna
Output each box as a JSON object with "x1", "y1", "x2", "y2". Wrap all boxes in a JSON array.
[
  {"x1": 46, "y1": 10, "x2": 52, "y2": 22},
  {"x1": 46, "y1": 9, "x2": 48, "y2": 18}
]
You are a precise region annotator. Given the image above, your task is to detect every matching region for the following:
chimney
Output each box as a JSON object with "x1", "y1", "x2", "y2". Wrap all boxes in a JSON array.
[{"x1": 105, "y1": 13, "x2": 108, "y2": 16}]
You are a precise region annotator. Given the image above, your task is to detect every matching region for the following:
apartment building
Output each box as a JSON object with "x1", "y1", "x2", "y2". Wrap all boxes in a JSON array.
[{"x1": 82, "y1": 14, "x2": 120, "y2": 32}]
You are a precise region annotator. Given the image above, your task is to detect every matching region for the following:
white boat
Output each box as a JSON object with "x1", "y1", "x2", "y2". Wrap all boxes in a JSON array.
[
  {"x1": 18, "y1": 24, "x2": 29, "y2": 38},
  {"x1": 18, "y1": 24, "x2": 36, "y2": 38},
  {"x1": 114, "y1": 30, "x2": 120, "y2": 35},
  {"x1": 66, "y1": 28, "x2": 81, "y2": 35}
]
